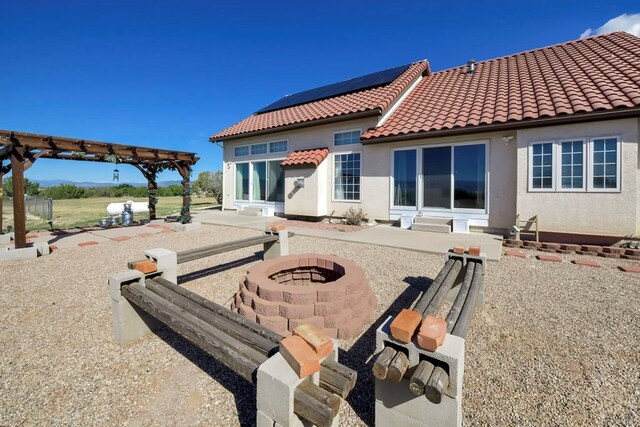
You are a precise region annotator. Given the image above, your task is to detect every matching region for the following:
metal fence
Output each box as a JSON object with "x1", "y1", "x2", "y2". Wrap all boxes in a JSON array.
[{"x1": 25, "y1": 196, "x2": 53, "y2": 221}]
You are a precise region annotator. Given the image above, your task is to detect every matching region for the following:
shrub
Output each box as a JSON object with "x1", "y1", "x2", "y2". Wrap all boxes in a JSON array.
[{"x1": 343, "y1": 207, "x2": 367, "y2": 225}]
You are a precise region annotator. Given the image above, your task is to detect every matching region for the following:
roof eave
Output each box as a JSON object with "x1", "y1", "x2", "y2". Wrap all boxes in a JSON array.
[
  {"x1": 210, "y1": 109, "x2": 382, "y2": 143},
  {"x1": 362, "y1": 107, "x2": 640, "y2": 144}
]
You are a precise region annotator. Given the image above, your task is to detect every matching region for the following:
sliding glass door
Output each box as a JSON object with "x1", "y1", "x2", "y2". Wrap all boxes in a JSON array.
[
  {"x1": 392, "y1": 142, "x2": 487, "y2": 212},
  {"x1": 235, "y1": 161, "x2": 284, "y2": 203}
]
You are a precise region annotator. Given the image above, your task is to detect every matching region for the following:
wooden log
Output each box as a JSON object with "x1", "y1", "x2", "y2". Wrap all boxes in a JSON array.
[
  {"x1": 176, "y1": 234, "x2": 281, "y2": 264},
  {"x1": 295, "y1": 381, "x2": 338, "y2": 427},
  {"x1": 150, "y1": 277, "x2": 357, "y2": 399},
  {"x1": 146, "y1": 278, "x2": 279, "y2": 356},
  {"x1": 297, "y1": 379, "x2": 341, "y2": 417},
  {"x1": 424, "y1": 366, "x2": 449, "y2": 404},
  {"x1": 386, "y1": 351, "x2": 410, "y2": 383},
  {"x1": 412, "y1": 259, "x2": 455, "y2": 314},
  {"x1": 10, "y1": 147, "x2": 26, "y2": 248},
  {"x1": 451, "y1": 262, "x2": 484, "y2": 338},
  {"x1": 409, "y1": 360, "x2": 435, "y2": 396},
  {"x1": 122, "y1": 283, "x2": 336, "y2": 426},
  {"x1": 422, "y1": 259, "x2": 463, "y2": 317},
  {"x1": 372, "y1": 347, "x2": 397, "y2": 380},
  {"x1": 445, "y1": 262, "x2": 476, "y2": 332}
]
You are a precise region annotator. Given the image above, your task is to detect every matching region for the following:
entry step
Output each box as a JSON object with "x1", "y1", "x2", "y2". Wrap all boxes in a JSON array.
[
  {"x1": 411, "y1": 216, "x2": 452, "y2": 233},
  {"x1": 237, "y1": 206, "x2": 264, "y2": 216}
]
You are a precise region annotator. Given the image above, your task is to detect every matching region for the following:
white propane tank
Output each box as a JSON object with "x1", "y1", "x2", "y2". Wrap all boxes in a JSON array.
[{"x1": 106, "y1": 200, "x2": 149, "y2": 216}]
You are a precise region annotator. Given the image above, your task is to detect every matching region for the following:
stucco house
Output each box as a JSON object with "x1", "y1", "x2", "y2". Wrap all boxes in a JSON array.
[{"x1": 211, "y1": 32, "x2": 640, "y2": 242}]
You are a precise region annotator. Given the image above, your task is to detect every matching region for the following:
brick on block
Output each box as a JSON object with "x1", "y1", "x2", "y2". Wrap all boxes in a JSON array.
[
  {"x1": 452, "y1": 246, "x2": 464, "y2": 255},
  {"x1": 417, "y1": 315, "x2": 447, "y2": 351},
  {"x1": 279, "y1": 335, "x2": 321, "y2": 378},
  {"x1": 468, "y1": 246, "x2": 481, "y2": 256},
  {"x1": 134, "y1": 260, "x2": 158, "y2": 274},
  {"x1": 390, "y1": 309, "x2": 422, "y2": 343},
  {"x1": 293, "y1": 323, "x2": 333, "y2": 358}
]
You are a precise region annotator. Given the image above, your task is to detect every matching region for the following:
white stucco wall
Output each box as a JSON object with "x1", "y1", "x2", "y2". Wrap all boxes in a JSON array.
[{"x1": 516, "y1": 118, "x2": 639, "y2": 236}]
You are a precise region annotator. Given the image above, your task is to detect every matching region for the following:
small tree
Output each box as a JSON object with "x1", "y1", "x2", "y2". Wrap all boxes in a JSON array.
[
  {"x1": 194, "y1": 171, "x2": 223, "y2": 203},
  {"x1": 2, "y1": 176, "x2": 40, "y2": 197}
]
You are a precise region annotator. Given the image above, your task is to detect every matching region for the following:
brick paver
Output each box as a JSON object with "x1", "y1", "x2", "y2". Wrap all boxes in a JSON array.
[
  {"x1": 537, "y1": 254, "x2": 562, "y2": 262},
  {"x1": 572, "y1": 259, "x2": 601, "y2": 268},
  {"x1": 504, "y1": 249, "x2": 527, "y2": 258}
]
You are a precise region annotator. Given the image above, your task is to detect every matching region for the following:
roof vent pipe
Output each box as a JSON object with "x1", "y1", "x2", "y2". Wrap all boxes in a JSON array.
[{"x1": 467, "y1": 60, "x2": 476, "y2": 76}]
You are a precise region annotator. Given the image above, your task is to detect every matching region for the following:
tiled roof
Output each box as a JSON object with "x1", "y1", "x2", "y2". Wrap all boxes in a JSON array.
[
  {"x1": 211, "y1": 61, "x2": 429, "y2": 140},
  {"x1": 281, "y1": 148, "x2": 329, "y2": 168},
  {"x1": 362, "y1": 32, "x2": 640, "y2": 141}
]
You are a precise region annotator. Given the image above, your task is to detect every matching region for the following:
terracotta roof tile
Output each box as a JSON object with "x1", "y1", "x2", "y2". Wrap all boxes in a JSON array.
[
  {"x1": 281, "y1": 148, "x2": 330, "y2": 168},
  {"x1": 212, "y1": 61, "x2": 429, "y2": 140},
  {"x1": 363, "y1": 32, "x2": 640, "y2": 141}
]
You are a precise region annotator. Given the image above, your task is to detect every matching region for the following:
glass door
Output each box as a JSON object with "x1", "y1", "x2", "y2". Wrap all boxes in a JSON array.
[
  {"x1": 422, "y1": 146, "x2": 451, "y2": 209},
  {"x1": 453, "y1": 144, "x2": 486, "y2": 209},
  {"x1": 393, "y1": 149, "x2": 417, "y2": 207}
]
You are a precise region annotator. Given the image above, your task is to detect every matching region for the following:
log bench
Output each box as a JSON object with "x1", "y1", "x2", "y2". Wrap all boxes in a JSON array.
[
  {"x1": 110, "y1": 233, "x2": 355, "y2": 427},
  {"x1": 371, "y1": 250, "x2": 486, "y2": 427}
]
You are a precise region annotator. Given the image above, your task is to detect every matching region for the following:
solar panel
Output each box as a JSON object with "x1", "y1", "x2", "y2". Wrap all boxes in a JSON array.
[{"x1": 255, "y1": 63, "x2": 412, "y2": 114}]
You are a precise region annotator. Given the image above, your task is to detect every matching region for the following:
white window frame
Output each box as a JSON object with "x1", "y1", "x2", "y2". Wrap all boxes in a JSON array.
[
  {"x1": 269, "y1": 140, "x2": 288, "y2": 153},
  {"x1": 333, "y1": 129, "x2": 362, "y2": 147},
  {"x1": 233, "y1": 161, "x2": 251, "y2": 201},
  {"x1": 233, "y1": 159, "x2": 286, "y2": 203},
  {"x1": 332, "y1": 150, "x2": 362, "y2": 202},
  {"x1": 587, "y1": 135, "x2": 621, "y2": 192},
  {"x1": 233, "y1": 139, "x2": 289, "y2": 159},
  {"x1": 528, "y1": 141, "x2": 556, "y2": 192},
  {"x1": 234, "y1": 145, "x2": 250, "y2": 157},
  {"x1": 556, "y1": 138, "x2": 587, "y2": 192}
]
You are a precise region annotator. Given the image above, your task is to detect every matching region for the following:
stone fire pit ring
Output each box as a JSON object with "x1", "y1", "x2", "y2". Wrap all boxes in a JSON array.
[{"x1": 232, "y1": 253, "x2": 377, "y2": 339}]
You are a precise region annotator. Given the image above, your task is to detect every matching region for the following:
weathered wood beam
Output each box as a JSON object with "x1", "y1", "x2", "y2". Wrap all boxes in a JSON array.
[
  {"x1": 11, "y1": 147, "x2": 26, "y2": 248},
  {"x1": 0, "y1": 161, "x2": 4, "y2": 233},
  {"x1": 24, "y1": 149, "x2": 51, "y2": 171},
  {"x1": 176, "y1": 234, "x2": 280, "y2": 264},
  {"x1": 0, "y1": 143, "x2": 13, "y2": 160}
]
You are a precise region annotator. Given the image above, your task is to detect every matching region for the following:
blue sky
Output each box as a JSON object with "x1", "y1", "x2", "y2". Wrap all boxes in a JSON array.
[{"x1": 1, "y1": 1, "x2": 638, "y2": 184}]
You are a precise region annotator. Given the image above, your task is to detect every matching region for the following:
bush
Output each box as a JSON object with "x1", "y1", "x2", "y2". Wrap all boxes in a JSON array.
[{"x1": 343, "y1": 207, "x2": 367, "y2": 225}]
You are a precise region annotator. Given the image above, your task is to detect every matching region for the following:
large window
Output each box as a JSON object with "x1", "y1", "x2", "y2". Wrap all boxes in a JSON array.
[
  {"x1": 528, "y1": 136, "x2": 620, "y2": 192},
  {"x1": 267, "y1": 160, "x2": 285, "y2": 202},
  {"x1": 235, "y1": 163, "x2": 249, "y2": 200},
  {"x1": 334, "y1": 130, "x2": 361, "y2": 146},
  {"x1": 235, "y1": 161, "x2": 284, "y2": 202},
  {"x1": 454, "y1": 144, "x2": 486, "y2": 209},
  {"x1": 252, "y1": 161, "x2": 267, "y2": 200},
  {"x1": 393, "y1": 149, "x2": 416, "y2": 207},
  {"x1": 334, "y1": 152, "x2": 361, "y2": 201}
]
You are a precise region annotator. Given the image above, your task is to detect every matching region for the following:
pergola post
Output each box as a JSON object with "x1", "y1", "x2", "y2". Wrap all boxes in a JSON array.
[
  {"x1": 11, "y1": 147, "x2": 26, "y2": 248},
  {"x1": 0, "y1": 161, "x2": 4, "y2": 234},
  {"x1": 148, "y1": 177, "x2": 158, "y2": 221},
  {"x1": 175, "y1": 162, "x2": 192, "y2": 224}
]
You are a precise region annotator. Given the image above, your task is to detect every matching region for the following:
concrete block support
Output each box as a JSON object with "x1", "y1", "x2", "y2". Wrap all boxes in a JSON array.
[
  {"x1": 144, "y1": 247, "x2": 178, "y2": 283},
  {"x1": 109, "y1": 269, "x2": 160, "y2": 344},
  {"x1": 257, "y1": 339, "x2": 338, "y2": 427},
  {"x1": 0, "y1": 246, "x2": 38, "y2": 261},
  {"x1": 263, "y1": 230, "x2": 289, "y2": 260},
  {"x1": 170, "y1": 221, "x2": 202, "y2": 232},
  {"x1": 375, "y1": 316, "x2": 465, "y2": 427},
  {"x1": 0, "y1": 234, "x2": 12, "y2": 244}
]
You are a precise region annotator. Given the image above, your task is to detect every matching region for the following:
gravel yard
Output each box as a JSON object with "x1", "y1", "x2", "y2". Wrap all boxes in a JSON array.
[{"x1": 1, "y1": 223, "x2": 638, "y2": 426}]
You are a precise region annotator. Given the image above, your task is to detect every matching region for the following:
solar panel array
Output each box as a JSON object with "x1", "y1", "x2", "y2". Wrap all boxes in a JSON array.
[{"x1": 255, "y1": 64, "x2": 411, "y2": 114}]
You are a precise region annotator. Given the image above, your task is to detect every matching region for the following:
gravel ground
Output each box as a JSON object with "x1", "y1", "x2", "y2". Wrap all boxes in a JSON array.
[{"x1": 1, "y1": 224, "x2": 638, "y2": 426}]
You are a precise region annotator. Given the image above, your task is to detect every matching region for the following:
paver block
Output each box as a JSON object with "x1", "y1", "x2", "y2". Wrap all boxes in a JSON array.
[
  {"x1": 561, "y1": 244, "x2": 581, "y2": 251},
  {"x1": 416, "y1": 315, "x2": 447, "y2": 351},
  {"x1": 256, "y1": 314, "x2": 288, "y2": 331},
  {"x1": 292, "y1": 324, "x2": 333, "y2": 357},
  {"x1": 598, "y1": 252, "x2": 620, "y2": 259},
  {"x1": 537, "y1": 254, "x2": 562, "y2": 262},
  {"x1": 522, "y1": 241, "x2": 542, "y2": 249},
  {"x1": 556, "y1": 249, "x2": 575, "y2": 254},
  {"x1": 138, "y1": 232, "x2": 154, "y2": 238},
  {"x1": 279, "y1": 303, "x2": 316, "y2": 320},
  {"x1": 621, "y1": 254, "x2": 640, "y2": 260},
  {"x1": 602, "y1": 246, "x2": 625, "y2": 254},
  {"x1": 576, "y1": 250, "x2": 598, "y2": 256},
  {"x1": 625, "y1": 248, "x2": 640, "y2": 256},
  {"x1": 390, "y1": 309, "x2": 422, "y2": 343},
  {"x1": 581, "y1": 245, "x2": 603, "y2": 253},
  {"x1": 618, "y1": 265, "x2": 640, "y2": 273},
  {"x1": 238, "y1": 303, "x2": 257, "y2": 323},
  {"x1": 49, "y1": 244, "x2": 58, "y2": 251},
  {"x1": 541, "y1": 242, "x2": 561, "y2": 250},
  {"x1": 279, "y1": 335, "x2": 321, "y2": 378},
  {"x1": 452, "y1": 246, "x2": 464, "y2": 255},
  {"x1": 504, "y1": 249, "x2": 527, "y2": 258},
  {"x1": 572, "y1": 259, "x2": 601, "y2": 268},
  {"x1": 113, "y1": 236, "x2": 131, "y2": 242},
  {"x1": 289, "y1": 316, "x2": 325, "y2": 331},
  {"x1": 253, "y1": 298, "x2": 281, "y2": 317},
  {"x1": 134, "y1": 260, "x2": 158, "y2": 274},
  {"x1": 468, "y1": 246, "x2": 481, "y2": 256},
  {"x1": 78, "y1": 241, "x2": 99, "y2": 247}
]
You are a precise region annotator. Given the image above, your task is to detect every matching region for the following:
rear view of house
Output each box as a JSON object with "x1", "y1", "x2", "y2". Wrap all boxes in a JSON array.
[{"x1": 211, "y1": 32, "x2": 640, "y2": 242}]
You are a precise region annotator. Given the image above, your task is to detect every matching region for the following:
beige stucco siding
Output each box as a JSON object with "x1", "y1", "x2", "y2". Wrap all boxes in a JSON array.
[{"x1": 516, "y1": 118, "x2": 639, "y2": 236}]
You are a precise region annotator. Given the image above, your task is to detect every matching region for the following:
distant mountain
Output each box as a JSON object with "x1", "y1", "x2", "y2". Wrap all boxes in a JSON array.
[{"x1": 35, "y1": 179, "x2": 182, "y2": 188}]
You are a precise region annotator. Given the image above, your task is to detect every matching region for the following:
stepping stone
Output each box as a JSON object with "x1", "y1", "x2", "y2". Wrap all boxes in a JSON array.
[
  {"x1": 537, "y1": 254, "x2": 562, "y2": 262},
  {"x1": 78, "y1": 241, "x2": 99, "y2": 247},
  {"x1": 618, "y1": 265, "x2": 640, "y2": 273},
  {"x1": 504, "y1": 249, "x2": 527, "y2": 258},
  {"x1": 137, "y1": 232, "x2": 154, "y2": 238},
  {"x1": 113, "y1": 236, "x2": 131, "y2": 242},
  {"x1": 572, "y1": 259, "x2": 601, "y2": 268}
]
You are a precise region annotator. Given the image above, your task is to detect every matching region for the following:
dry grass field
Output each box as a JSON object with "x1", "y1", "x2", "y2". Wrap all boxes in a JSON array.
[{"x1": 1, "y1": 196, "x2": 217, "y2": 231}]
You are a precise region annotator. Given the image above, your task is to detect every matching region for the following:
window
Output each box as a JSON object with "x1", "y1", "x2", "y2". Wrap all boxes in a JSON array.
[
  {"x1": 269, "y1": 140, "x2": 288, "y2": 153},
  {"x1": 530, "y1": 142, "x2": 554, "y2": 189},
  {"x1": 267, "y1": 160, "x2": 285, "y2": 202},
  {"x1": 560, "y1": 140, "x2": 584, "y2": 190},
  {"x1": 334, "y1": 152, "x2": 361, "y2": 201},
  {"x1": 528, "y1": 136, "x2": 621, "y2": 192},
  {"x1": 234, "y1": 146, "x2": 249, "y2": 157},
  {"x1": 591, "y1": 137, "x2": 619, "y2": 190},
  {"x1": 393, "y1": 149, "x2": 417, "y2": 207},
  {"x1": 334, "y1": 130, "x2": 361, "y2": 146},
  {"x1": 235, "y1": 163, "x2": 249, "y2": 200},
  {"x1": 251, "y1": 143, "x2": 268, "y2": 155}
]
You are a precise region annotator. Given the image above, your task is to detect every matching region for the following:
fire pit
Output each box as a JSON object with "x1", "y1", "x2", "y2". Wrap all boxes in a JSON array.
[{"x1": 232, "y1": 253, "x2": 377, "y2": 338}]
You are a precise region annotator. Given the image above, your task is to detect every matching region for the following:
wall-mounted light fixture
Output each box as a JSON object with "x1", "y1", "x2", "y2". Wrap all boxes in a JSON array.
[{"x1": 502, "y1": 136, "x2": 514, "y2": 146}]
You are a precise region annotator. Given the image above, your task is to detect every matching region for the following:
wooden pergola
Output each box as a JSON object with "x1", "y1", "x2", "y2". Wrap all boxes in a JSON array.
[{"x1": 0, "y1": 130, "x2": 199, "y2": 249}]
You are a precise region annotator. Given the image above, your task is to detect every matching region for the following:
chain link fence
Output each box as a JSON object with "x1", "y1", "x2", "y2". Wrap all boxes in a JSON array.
[{"x1": 25, "y1": 196, "x2": 53, "y2": 221}]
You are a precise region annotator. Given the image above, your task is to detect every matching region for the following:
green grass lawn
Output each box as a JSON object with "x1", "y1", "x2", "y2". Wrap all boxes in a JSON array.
[{"x1": 1, "y1": 196, "x2": 217, "y2": 231}]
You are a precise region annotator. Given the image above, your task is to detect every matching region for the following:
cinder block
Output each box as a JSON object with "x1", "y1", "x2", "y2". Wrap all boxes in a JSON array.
[
  {"x1": 0, "y1": 246, "x2": 38, "y2": 261},
  {"x1": 170, "y1": 221, "x2": 202, "y2": 232},
  {"x1": 263, "y1": 230, "x2": 289, "y2": 260},
  {"x1": 33, "y1": 241, "x2": 51, "y2": 256},
  {"x1": 390, "y1": 309, "x2": 422, "y2": 343},
  {"x1": 144, "y1": 248, "x2": 177, "y2": 283},
  {"x1": 109, "y1": 269, "x2": 159, "y2": 344},
  {"x1": 0, "y1": 234, "x2": 12, "y2": 244}
]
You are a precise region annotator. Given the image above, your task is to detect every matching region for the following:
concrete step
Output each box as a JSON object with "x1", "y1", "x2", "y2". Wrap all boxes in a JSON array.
[
  {"x1": 413, "y1": 216, "x2": 452, "y2": 225},
  {"x1": 411, "y1": 223, "x2": 451, "y2": 233},
  {"x1": 238, "y1": 207, "x2": 263, "y2": 216}
]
